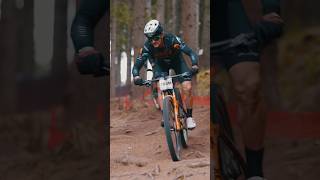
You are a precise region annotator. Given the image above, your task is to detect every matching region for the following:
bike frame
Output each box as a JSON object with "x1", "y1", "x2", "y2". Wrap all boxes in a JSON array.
[
  {"x1": 161, "y1": 89, "x2": 183, "y2": 131},
  {"x1": 144, "y1": 73, "x2": 189, "y2": 131}
]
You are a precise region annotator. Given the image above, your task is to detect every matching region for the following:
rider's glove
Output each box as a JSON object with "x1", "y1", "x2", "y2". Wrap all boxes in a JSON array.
[
  {"x1": 253, "y1": 12, "x2": 284, "y2": 47},
  {"x1": 262, "y1": 12, "x2": 284, "y2": 25},
  {"x1": 75, "y1": 48, "x2": 110, "y2": 77},
  {"x1": 133, "y1": 76, "x2": 143, "y2": 86},
  {"x1": 191, "y1": 65, "x2": 199, "y2": 75}
]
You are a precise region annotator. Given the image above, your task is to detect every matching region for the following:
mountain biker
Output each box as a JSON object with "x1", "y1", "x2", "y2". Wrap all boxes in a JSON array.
[
  {"x1": 212, "y1": 0, "x2": 283, "y2": 179},
  {"x1": 71, "y1": 0, "x2": 109, "y2": 76},
  {"x1": 132, "y1": 19, "x2": 199, "y2": 130}
]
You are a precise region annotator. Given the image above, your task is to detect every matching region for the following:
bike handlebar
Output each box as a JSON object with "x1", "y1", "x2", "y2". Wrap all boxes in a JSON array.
[
  {"x1": 211, "y1": 33, "x2": 258, "y2": 55},
  {"x1": 141, "y1": 72, "x2": 193, "y2": 87}
]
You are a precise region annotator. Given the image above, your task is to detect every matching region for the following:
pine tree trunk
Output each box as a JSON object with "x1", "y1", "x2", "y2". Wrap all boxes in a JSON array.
[
  {"x1": 199, "y1": 0, "x2": 210, "y2": 69},
  {"x1": 157, "y1": 0, "x2": 165, "y2": 25},
  {"x1": 145, "y1": 0, "x2": 151, "y2": 18},
  {"x1": 131, "y1": 0, "x2": 146, "y2": 98},
  {"x1": 51, "y1": 0, "x2": 68, "y2": 78},
  {"x1": 0, "y1": 0, "x2": 18, "y2": 114},
  {"x1": 181, "y1": 0, "x2": 199, "y2": 51},
  {"x1": 17, "y1": 0, "x2": 34, "y2": 77},
  {"x1": 181, "y1": 0, "x2": 199, "y2": 91},
  {"x1": 171, "y1": 0, "x2": 178, "y2": 33},
  {"x1": 110, "y1": 2, "x2": 117, "y2": 97}
]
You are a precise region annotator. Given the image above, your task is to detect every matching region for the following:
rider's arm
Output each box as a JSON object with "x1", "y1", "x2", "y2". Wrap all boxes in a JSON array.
[
  {"x1": 70, "y1": 0, "x2": 107, "y2": 52},
  {"x1": 132, "y1": 46, "x2": 152, "y2": 77},
  {"x1": 253, "y1": 0, "x2": 283, "y2": 46},
  {"x1": 261, "y1": 0, "x2": 280, "y2": 14},
  {"x1": 174, "y1": 36, "x2": 199, "y2": 65}
]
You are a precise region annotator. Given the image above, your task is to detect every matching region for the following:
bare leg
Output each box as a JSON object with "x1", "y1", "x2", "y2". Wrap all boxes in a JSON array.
[
  {"x1": 181, "y1": 81, "x2": 193, "y2": 110},
  {"x1": 229, "y1": 61, "x2": 266, "y2": 177}
]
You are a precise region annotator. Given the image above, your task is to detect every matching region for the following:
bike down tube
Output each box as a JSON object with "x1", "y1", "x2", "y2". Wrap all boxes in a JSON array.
[{"x1": 172, "y1": 91, "x2": 182, "y2": 131}]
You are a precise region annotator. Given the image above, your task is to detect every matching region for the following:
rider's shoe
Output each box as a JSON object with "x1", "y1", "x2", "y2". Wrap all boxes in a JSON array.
[
  {"x1": 247, "y1": 176, "x2": 266, "y2": 180},
  {"x1": 186, "y1": 117, "x2": 196, "y2": 130}
]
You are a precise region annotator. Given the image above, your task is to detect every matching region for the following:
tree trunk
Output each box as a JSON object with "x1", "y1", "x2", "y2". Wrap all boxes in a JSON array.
[
  {"x1": 181, "y1": 0, "x2": 199, "y2": 92},
  {"x1": 175, "y1": 0, "x2": 182, "y2": 35},
  {"x1": 126, "y1": 27, "x2": 132, "y2": 88},
  {"x1": 17, "y1": 0, "x2": 34, "y2": 78},
  {"x1": 171, "y1": 0, "x2": 177, "y2": 34},
  {"x1": 131, "y1": 0, "x2": 146, "y2": 98},
  {"x1": 110, "y1": 1, "x2": 117, "y2": 98},
  {"x1": 181, "y1": 0, "x2": 199, "y2": 51},
  {"x1": 0, "y1": 0, "x2": 18, "y2": 114},
  {"x1": 157, "y1": 0, "x2": 165, "y2": 25},
  {"x1": 51, "y1": 0, "x2": 68, "y2": 78},
  {"x1": 199, "y1": 0, "x2": 210, "y2": 69},
  {"x1": 145, "y1": 0, "x2": 151, "y2": 18}
]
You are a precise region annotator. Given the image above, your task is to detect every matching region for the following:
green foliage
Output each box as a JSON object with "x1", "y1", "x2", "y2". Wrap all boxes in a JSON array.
[
  {"x1": 111, "y1": 2, "x2": 133, "y2": 50},
  {"x1": 196, "y1": 69, "x2": 210, "y2": 96},
  {"x1": 150, "y1": 0, "x2": 157, "y2": 19},
  {"x1": 278, "y1": 27, "x2": 320, "y2": 110}
]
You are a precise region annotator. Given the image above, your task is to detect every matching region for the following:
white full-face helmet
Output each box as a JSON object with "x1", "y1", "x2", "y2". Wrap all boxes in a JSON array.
[{"x1": 144, "y1": 19, "x2": 163, "y2": 38}]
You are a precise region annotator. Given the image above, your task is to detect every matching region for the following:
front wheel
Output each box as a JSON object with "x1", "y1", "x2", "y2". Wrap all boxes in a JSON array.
[
  {"x1": 174, "y1": 88, "x2": 188, "y2": 148},
  {"x1": 163, "y1": 96, "x2": 182, "y2": 161},
  {"x1": 180, "y1": 127, "x2": 188, "y2": 148}
]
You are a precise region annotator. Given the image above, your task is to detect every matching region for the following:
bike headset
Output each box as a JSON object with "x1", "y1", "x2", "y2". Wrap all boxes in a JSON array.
[{"x1": 144, "y1": 19, "x2": 163, "y2": 39}]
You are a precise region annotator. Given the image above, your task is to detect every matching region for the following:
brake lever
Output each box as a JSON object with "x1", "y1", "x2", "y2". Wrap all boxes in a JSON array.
[
  {"x1": 143, "y1": 80, "x2": 152, "y2": 87},
  {"x1": 182, "y1": 72, "x2": 192, "y2": 78}
]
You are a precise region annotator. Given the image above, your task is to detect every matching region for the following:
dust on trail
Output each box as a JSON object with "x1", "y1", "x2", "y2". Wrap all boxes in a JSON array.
[{"x1": 110, "y1": 101, "x2": 210, "y2": 180}]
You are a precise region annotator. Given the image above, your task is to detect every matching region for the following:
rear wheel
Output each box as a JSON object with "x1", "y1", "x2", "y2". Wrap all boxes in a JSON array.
[{"x1": 163, "y1": 96, "x2": 181, "y2": 161}]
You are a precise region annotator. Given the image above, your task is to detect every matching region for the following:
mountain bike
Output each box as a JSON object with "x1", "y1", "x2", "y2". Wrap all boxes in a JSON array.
[
  {"x1": 142, "y1": 73, "x2": 191, "y2": 161},
  {"x1": 211, "y1": 33, "x2": 258, "y2": 179}
]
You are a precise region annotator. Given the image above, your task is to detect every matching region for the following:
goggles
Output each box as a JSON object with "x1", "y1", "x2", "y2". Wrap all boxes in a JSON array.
[{"x1": 148, "y1": 34, "x2": 161, "y2": 41}]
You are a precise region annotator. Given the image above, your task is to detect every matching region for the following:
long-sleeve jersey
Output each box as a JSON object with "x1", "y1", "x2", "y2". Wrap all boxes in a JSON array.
[
  {"x1": 70, "y1": 0, "x2": 107, "y2": 52},
  {"x1": 212, "y1": 0, "x2": 283, "y2": 45},
  {"x1": 132, "y1": 33, "x2": 198, "y2": 77}
]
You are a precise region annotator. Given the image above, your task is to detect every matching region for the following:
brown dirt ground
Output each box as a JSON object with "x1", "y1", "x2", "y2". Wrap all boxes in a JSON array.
[{"x1": 110, "y1": 101, "x2": 210, "y2": 180}]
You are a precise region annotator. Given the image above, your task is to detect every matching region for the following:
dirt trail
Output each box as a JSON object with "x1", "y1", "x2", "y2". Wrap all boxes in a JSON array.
[{"x1": 110, "y1": 102, "x2": 210, "y2": 180}]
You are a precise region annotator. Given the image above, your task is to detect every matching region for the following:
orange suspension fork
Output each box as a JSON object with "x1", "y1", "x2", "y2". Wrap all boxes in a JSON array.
[{"x1": 172, "y1": 92, "x2": 182, "y2": 131}]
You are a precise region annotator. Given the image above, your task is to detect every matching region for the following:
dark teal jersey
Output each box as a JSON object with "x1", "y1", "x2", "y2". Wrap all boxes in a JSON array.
[
  {"x1": 71, "y1": 0, "x2": 107, "y2": 52},
  {"x1": 132, "y1": 33, "x2": 198, "y2": 77},
  {"x1": 212, "y1": 0, "x2": 283, "y2": 45}
]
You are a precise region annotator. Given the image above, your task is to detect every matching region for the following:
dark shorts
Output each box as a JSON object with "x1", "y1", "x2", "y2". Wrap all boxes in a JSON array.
[
  {"x1": 214, "y1": 49, "x2": 260, "y2": 71},
  {"x1": 153, "y1": 58, "x2": 191, "y2": 82},
  {"x1": 212, "y1": 0, "x2": 260, "y2": 71}
]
